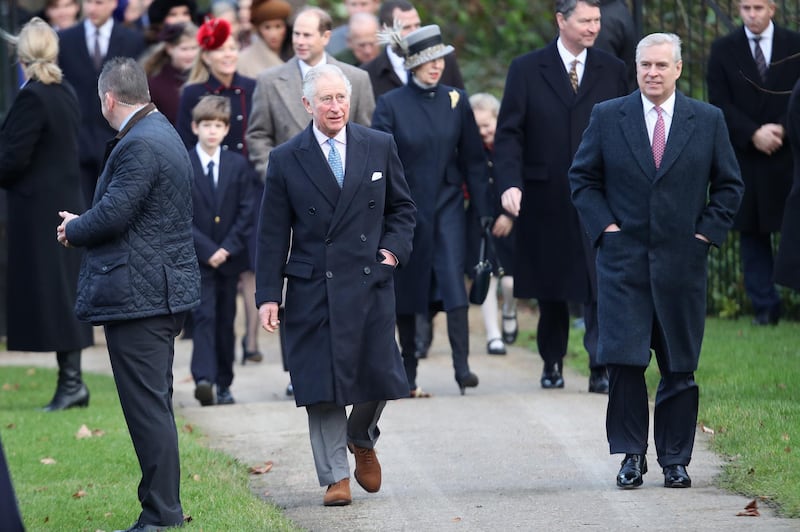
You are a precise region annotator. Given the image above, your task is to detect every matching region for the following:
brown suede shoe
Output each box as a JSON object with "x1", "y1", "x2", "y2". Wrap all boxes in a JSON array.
[
  {"x1": 323, "y1": 478, "x2": 352, "y2": 506},
  {"x1": 348, "y1": 443, "x2": 381, "y2": 493}
]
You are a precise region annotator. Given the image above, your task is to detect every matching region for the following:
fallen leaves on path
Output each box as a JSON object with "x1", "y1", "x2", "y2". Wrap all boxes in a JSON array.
[
  {"x1": 72, "y1": 489, "x2": 87, "y2": 499},
  {"x1": 736, "y1": 499, "x2": 760, "y2": 517},
  {"x1": 249, "y1": 461, "x2": 274, "y2": 474},
  {"x1": 700, "y1": 424, "x2": 715, "y2": 435},
  {"x1": 2, "y1": 382, "x2": 19, "y2": 391},
  {"x1": 40, "y1": 457, "x2": 57, "y2": 465},
  {"x1": 182, "y1": 424, "x2": 194, "y2": 433}
]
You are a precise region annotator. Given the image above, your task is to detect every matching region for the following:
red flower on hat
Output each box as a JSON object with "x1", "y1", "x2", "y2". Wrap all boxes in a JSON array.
[{"x1": 197, "y1": 17, "x2": 231, "y2": 51}]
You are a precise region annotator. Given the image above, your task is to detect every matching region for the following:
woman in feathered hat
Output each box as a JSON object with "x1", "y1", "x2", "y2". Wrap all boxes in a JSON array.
[{"x1": 372, "y1": 24, "x2": 494, "y2": 397}]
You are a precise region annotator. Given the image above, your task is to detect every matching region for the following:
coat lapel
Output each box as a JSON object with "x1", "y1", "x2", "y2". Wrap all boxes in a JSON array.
[
  {"x1": 329, "y1": 124, "x2": 367, "y2": 233},
  {"x1": 541, "y1": 43, "x2": 574, "y2": 107},
  {"x1": 295, "y1": 124, "x2": 340, "y2": 208},
  {"x1": 653, "y1": 92, "x2": 695, "y2": 182},
  {"x1": 619, "y1": 91, "x2": 655, "y2": 178},
  {"x1": 214, "y1": 153, "x2": 232, "y2": 210},
  {"x1": 275, "y1": 58, "x2": 311, "y2": 132}
]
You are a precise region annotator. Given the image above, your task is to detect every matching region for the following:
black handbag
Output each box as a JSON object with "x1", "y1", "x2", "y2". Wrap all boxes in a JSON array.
[{"x1": 469, "y1": 223, "x2": 504, "y2": 305}]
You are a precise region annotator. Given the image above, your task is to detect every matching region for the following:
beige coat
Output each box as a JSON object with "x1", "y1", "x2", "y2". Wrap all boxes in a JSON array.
[{"x1": 237, "y1": 36, "x2": 284, "y2": 79}]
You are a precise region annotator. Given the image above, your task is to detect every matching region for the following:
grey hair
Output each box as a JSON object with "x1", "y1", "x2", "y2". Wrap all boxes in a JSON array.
[
  {"x1": 556, "y1": 0, "x2": 601, "y2": 19},
  {"x1": 302, "y1": 64, "x2": 353, "y2": 101},
  {"x1": 98, "y1": 57, "x2": 151, "y2": 105},
  {"x1": 636, "y1": 32, "x2": 682, "y2": 64},
  {"x1": 469, "y1": 92, "x2": 500, "y2": 117}
]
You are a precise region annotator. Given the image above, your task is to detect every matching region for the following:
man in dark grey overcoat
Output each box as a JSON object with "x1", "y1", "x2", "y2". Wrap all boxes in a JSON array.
[
  {"x1": 256, "y1": 64, "x2": 415, "y2": 506},
  {"x1": 569, "y1": 33, "x2": 743, "y2": 490}
]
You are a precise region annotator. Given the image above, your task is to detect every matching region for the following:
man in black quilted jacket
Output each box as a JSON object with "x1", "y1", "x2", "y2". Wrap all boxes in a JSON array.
[{"x1": 57, "y1": 57, "x2": 200, "y2": 532}]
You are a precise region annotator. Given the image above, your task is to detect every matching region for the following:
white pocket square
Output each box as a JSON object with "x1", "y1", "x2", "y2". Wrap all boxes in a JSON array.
[{"x1": 371, "y1": 171, "x2": 383, "y2": 181}]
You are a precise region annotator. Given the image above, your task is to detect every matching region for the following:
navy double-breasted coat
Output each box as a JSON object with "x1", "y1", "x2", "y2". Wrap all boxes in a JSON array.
[
  {"x1": 255, "y1": 123, "x2": 416, "y2": 407},
  {"x1": 569, "y1": 91, "x2": 744, "y2": 372},
  {"x1": 372, "y1": 82, "x2": 492, "y2": 314}
]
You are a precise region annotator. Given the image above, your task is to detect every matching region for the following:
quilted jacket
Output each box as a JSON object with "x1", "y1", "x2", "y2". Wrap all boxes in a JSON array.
[{"x1": 68, "y1": 105, "x2": 200, "y2": 324}]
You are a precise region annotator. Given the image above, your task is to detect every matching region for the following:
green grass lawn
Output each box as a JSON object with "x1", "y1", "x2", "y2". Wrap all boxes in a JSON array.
[
  {"x1": 0, "y1": 367, "x2": 299, "y2": 532},
  {"x1": 535, "y1": 316, "x2": 800, "y2": 518}
]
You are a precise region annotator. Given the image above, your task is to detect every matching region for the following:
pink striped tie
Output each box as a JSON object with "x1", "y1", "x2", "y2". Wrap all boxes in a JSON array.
[{"x1": 652, "y1": 106, "x2": 665, "y2": 169}]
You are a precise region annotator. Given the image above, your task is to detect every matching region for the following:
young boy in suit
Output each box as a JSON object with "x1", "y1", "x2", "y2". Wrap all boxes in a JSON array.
[{"x1": 189, "y1": 95, "x2": 257, "y2": 406}]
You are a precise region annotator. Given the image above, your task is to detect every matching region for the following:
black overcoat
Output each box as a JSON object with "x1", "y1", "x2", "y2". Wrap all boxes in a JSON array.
[
  {"x1": 775, "y1": 78, "x2": 800, "y2": 291},
  {"x1": 372, "y1": 82, "x2": 492, "y2": 314},
  {"x1": 707, "y1": 25, "x2": 800, "y2": 232},
  {"x1": 494, "y1": 41, "x2": 628, "y2": 302},
  {"x1": 0, "y1": 80, "x2": 93, "y2": 351},
  {"x1": 255, "y1": 123, "x2": 416, "y2": 407},
  {"x1": 569, "y1": 91, "x2": 744, "y2": 372}
]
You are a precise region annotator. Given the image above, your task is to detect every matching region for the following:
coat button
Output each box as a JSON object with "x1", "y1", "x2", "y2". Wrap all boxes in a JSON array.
[
  {"x1": 368, "y1": 200, "x2": 376, "y2": 208},
  {"x1": 101, "y1": 266, "x2": 108, "y2": 272},
  {"x1": 363, "y1": 267, "x2": 371, "y2": 275},
  {"x1": 326, "y1": 271, "x2": 333, "y2": 279},
  {"x1": 308, "y1": 207, "x2": 316, "y2": 215},
  {"x1": 236, "y1": 142, "x2": 244, "y2": 149},
  {"x1": 325, "y1": 238, "x2": 332, "y2": 245},
  {"x1": 236, "y1": 114, "x2": 243, "y2": 121},
  {"x1": 222, "y1": 145, "x2": 229, "y2": 150},
  {"x1": 360, "y1": 234, "x2": 366, "y2": 242},
  {"x1": 234, "y1": 88, "x2": 241, "y2": 94}
]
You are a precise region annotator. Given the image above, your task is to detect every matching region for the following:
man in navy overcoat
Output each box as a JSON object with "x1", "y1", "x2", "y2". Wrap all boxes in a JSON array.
[
  {"x1": 255, "y1": 64, "x2": 415, "y2": 506},
  {"x1": 569, "y1": 33, "x2": 743, "y2": 490},
  {"x1": 494, "y1": 0, "x2": 628, "y2": 393}
]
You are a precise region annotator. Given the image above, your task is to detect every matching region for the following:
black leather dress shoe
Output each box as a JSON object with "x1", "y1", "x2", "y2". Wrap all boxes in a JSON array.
[
  {"x1": 617, "y1": 454, "x2": 647, "y2": 488},
  {"x1": 588, "y1": 369, "x2": 609, "y2": 394},
  {"x1": 752, "y1": 308, "x2": 780, "y2": 326},
  {"x1": 541, "y1": 363, "x2": 564, "y2": 389},
  {"x1": 663, "y1": 464, "x2": 692, "y2": 488},
  {"x1": 194, "y1": 379, "x2": 214, "y2": 406},
  {"x1": 216, "y1": 386, "x2": 235, "y2": 405}
]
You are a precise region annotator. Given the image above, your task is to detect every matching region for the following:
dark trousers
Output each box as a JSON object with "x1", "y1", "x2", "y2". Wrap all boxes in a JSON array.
[
  {"x1": 537, "y1": 300, "x2": 601, "y2": 369},
  {"x1": 105, "y1": 312, "x2": 186, "y2": 527},
  {"x1": 190, "y1": 270, "x2": 238, "y2": 388},
  {"x1": 606, "y1": 322, "x2": 699, "y2": 468},
  {"x1": 740, "y1": 231, "x2": 780, "y2": 314},
  {"x1": 397, "y1": 305, "x2": 471, "y2": 389}
]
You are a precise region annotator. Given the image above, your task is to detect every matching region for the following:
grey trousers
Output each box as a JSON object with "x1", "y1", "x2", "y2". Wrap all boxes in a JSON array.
[{"x1": 306, "y1": 400, "x2": 386, "y2": 486}]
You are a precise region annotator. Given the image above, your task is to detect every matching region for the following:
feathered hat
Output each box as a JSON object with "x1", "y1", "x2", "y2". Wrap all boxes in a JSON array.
[{"x1": 379, "y1": 23, "x2": 453, "y2": 71}]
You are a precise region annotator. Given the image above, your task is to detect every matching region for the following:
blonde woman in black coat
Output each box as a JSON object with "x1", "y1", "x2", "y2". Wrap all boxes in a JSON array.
[{"x1": 0, "y1": 18, "x2": 93, "y2": 410}]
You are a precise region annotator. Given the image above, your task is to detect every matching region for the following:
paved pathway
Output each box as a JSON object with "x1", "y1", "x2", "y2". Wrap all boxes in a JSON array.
[{"x1": 2, "y1": 306, "x2": 797, "y2": 531}]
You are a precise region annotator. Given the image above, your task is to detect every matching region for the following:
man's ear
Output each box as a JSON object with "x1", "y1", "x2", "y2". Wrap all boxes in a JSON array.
[{"x1": 302, "y1": 96, "x2": 313, "y2": 115}]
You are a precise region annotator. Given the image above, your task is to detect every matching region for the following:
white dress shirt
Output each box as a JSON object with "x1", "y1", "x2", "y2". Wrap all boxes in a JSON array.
[
  {"x1": 313, "y1": 125, "x2": 347, "y2": 172},
  {"x1": 84, "y1": 18, "x2": 113, "y2": 58},
  {"x1": 557, "y1": 37, "x2": 588, "y2": 86},
  {"x1": 745, "y1": 20, "x2": 774, "y2": 65},
  {"x1": 196, "y1": 145, "x2": 221, "y2": 187}
]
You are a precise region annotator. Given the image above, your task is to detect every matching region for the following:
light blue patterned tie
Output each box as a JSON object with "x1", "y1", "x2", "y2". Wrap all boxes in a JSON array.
[{"x1": 327, "y1": 138, "x2": 344, "y2": 188}]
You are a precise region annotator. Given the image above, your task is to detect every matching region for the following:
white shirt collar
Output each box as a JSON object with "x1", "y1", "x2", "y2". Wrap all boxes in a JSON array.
[
  {"x1": 195, "y1": 145, "x2": 221, "y2": 184},
  {"x1": 641, "y1": 91, "x2": 676, "y2": 117},
  {"x1": 556, "y1": 37, "x2": 588, "y2": 70},
  {"x1": 84, "y1": 18, "x2": 113, "y2": 51},
  {"x1": 299, "y1": 53, "x2": 328, "y2": 80},
  {"x1": 744, "y1": 20, "x2": 774, "y2": 42},
  {"x1": 312, "y1": 123, "x2": 347, "y2": 147}
]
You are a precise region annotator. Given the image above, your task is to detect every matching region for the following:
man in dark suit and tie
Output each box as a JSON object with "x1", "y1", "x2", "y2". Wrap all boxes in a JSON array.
[
  {"x1": 57, "y1": 0, "x2": 145, "y2": 206},
  {"x1": 706, "y1": 0, "x2": 800, "y2": 326},
  {"x1": 569, "y1": 33, "x2": 743, "y2": 490},
  {"x1": 494, "y1": 0, "x2": 628, "y2": 393},
  {"x1": 255, "y1": 64, "x2": 415, "y2": 506}
]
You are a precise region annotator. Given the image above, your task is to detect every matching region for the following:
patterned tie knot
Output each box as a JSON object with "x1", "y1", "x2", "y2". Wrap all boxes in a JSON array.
[{"x1": 327, "y1": 138, "x2": 344, "y2": 188}]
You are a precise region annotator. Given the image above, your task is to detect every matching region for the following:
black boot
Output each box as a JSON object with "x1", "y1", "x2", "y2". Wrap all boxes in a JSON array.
[
  {"x1": 448, "y1": 307, "x2": 478, "y2": 395},
  {"x1": 42, "y1": 350, "x2": 89, "y2": 412}
]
